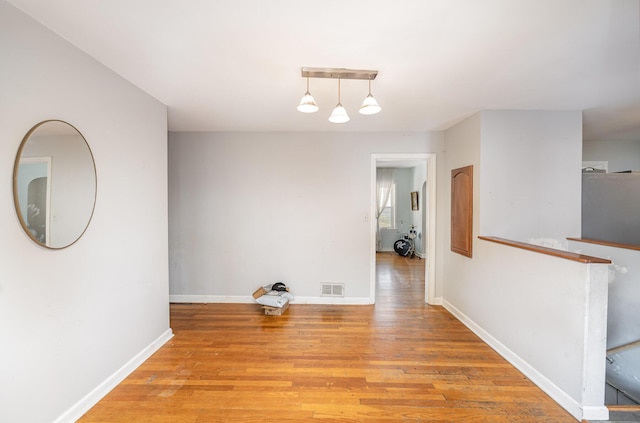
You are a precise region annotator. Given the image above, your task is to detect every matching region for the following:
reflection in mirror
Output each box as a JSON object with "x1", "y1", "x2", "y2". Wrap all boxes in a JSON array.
[{"x1": 13, "y1": 120, "x2": 96, "y2": 249}]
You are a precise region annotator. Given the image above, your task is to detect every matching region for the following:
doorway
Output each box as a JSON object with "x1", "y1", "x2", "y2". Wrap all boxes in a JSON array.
[{"x1": 370, "y1": 153, "x2": 437, "y2": 305}]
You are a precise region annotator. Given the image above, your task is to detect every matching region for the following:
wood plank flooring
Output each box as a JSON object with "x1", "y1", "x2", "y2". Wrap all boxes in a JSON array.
[{"x1": 79, "y1": 253, "x2": 578, "y2": 422}]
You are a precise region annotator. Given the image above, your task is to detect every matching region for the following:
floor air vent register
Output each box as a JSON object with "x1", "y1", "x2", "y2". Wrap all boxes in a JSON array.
[{"x1": 321, "y1": 283, "x2": 345, "y2": 297}]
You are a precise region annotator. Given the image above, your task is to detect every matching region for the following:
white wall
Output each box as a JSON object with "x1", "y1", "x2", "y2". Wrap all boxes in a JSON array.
[
  {"x1": 583, "y1": 139, "x2": 640, "y2": 172},
  {"x1": 480, "y1": 110, "x2": 583, "y2": 248},
  {"x1": 443, "y1": 111, "x2": 608, "y2": 420},
  {"x1": 442, "y1": 111, "x2": 482, "y2": 314},
  {"x1": 168, "y1": 131, "x2": 444, "y2": 303},
  {"x1": 0, "y1": 2, "x2": 171, "y2": 422}
]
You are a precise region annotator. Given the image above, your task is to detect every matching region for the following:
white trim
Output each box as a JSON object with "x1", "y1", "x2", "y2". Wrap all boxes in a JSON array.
[
  {"x1": 170, "y1": 294, "x2": 254, "y2": 303},
  {"x1": 170, "y1": 295, "x2": 372, "y2": 305},
  {"x1": 581, "y1": 406, "x2": 609, "y2": 421},
  {"x1": 294, "y1": 296, "x2": 372, "y2": 305},
  {"x1": 442, "y1": 299, "x2": 606, "y2": 421},
  {"x1": 370, "y1": 157, "x2": 379, "y2": 304},
  {"x1": 580, "y1": 264, "x2": 609, "y2": 420},
  {"x1": 425, "y1": 154, "x2": 437, "y2": 304},
  {"x1": 53, "y1": 329, "x2": 174, "y2": 423},
  {"x1": 371, "y1": 153, "x2": 437, "y2": 305}
]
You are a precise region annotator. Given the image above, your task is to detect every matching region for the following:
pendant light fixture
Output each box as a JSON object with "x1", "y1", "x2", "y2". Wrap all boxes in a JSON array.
[
  {"x1": 328, "y1": 78, "x2": 350, "y2": 123},
  {"x1": 359, "y1": 77, "x2": 381, "y2": 115},
  {"x1": 296, "y1": 76, "x2": 319, "y2": 113},
  {"x1": 297, "y1": 67, "x2": 380, "y2": 123}
]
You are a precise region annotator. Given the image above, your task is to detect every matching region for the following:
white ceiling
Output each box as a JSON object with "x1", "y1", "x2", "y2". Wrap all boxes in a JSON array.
[{"x1": 7, "y1": 0, "x2": 640, "y2": 140}]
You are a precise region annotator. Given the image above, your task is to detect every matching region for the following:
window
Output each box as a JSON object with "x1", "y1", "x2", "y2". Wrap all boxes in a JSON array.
[{"x1": 378, "y1": 184, "x2": 396, "y2": 229}]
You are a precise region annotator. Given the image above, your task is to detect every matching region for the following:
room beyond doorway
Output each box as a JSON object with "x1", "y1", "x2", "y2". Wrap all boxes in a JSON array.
[{"x1": 371, "y1": 153, "x2": 436, "y2": 305}]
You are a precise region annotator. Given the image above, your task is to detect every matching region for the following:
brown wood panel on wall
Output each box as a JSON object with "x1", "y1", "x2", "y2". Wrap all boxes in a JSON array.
[{"x1": 451, "y1": 165, "x2": 473, "y2": 257}]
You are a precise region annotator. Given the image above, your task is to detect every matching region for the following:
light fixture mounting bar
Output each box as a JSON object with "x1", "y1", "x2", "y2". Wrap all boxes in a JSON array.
[{"x1": 301, "y1": 67, "x2": 377, "y2": 80}]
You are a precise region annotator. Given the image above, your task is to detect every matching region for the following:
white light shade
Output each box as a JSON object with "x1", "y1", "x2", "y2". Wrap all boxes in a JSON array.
[
  {"x1": 297, "y1": 92, "x2": 319, "y2": 113},
  {"x1": 329, "y1": 104, "x2": 350, "y2": 123},
  {"x1": 359, "y1": 94, "x2": 381, "y2": 115}
]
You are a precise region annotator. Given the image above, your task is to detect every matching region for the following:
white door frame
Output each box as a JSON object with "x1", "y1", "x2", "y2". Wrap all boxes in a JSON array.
[{"x1": 370, "y1": 153, "x2": 437, "y2": 305}]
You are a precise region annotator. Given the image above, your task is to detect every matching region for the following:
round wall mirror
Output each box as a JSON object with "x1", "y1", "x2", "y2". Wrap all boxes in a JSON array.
[{"x1": 13, "y1": 120, "x2": 97, "y2": 249}]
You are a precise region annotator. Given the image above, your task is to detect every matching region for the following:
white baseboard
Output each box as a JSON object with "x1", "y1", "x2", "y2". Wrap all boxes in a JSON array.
[
  {"x1": 292, "y1": 296, "x2": 372, "y2": 305},
  {"x1": 53, "y1": 328, "x2": 174, "y2": 423},
  {"x1": 170, "y1": 294, "x2": 372, "y2": 305},
  {"x1": 581, "y1": 405, "x2": 609, "y2": 421},
  {"x1": 170, "y1": 294, "x2": 254, "y2": 303},
  {"x1": 442, "y1": 299, "x2": 596, "y2": 422},
  {"x1": 429, "y1": 296, "x2": 443, "y2": 306}
]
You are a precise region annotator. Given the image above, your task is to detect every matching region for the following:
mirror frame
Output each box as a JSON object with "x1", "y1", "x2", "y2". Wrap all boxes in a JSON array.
[{"x1": 13, "y1": 120, "x2": 97, "y2": 249}]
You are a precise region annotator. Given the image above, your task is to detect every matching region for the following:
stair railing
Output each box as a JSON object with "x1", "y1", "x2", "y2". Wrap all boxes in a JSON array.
[
  {"x1": 608, "y1": 339, "x2": 640, "y2": 356},
  {"x1": 606, "y1": 339, "x2": 640, "y2": 406}
]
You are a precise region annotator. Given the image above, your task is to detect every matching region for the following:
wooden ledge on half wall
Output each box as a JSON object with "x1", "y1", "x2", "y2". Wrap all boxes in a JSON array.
[
  {"x1": 567, "y1": 237, "x2": 640, "y2": 252},
  {"x1": 478, "y1": 236, "x2": 611, "y2": 264}
]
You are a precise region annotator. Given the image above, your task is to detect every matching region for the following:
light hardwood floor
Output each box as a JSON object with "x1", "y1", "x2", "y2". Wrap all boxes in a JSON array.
[{"x1": 79, "y1": 253, "x2": 577, "y2": 422}]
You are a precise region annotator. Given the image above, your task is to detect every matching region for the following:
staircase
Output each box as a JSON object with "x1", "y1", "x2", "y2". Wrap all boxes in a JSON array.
[
  {"x1": 587, "y1": 409, "x2": 640, "y2": 423},
  {"x1": 588, "y1": 341, "x2": 640, "y2": 422}
]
